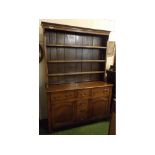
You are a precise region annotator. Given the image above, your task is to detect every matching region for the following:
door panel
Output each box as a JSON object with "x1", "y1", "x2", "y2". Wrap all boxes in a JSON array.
[
  {"x1": 76, "y1": 100, "x2": 89, "y2": 121},
  {"x1": 52, "y1": 101, "x2": 74, "y2": 128},
  {"x1": 91, "y1": 98, "x2": 110, "y2": 119}
]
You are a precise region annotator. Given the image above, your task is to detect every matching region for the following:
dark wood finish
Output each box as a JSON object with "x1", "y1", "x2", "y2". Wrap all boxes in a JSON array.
[
  {"x1": 43, "y1": 24, "x2": 108, "y2": 85},
  {"x1": 47, "y1": 81, "x2": 112, "y2": 131},
  {"x1": 41, "y1": 22, "x2": 112, "y2": 132},
  {"x1": 76, "y1": 99, "x2": 89, "y2": 121},
  {"x1": 51, "y1": 90, "x2": 75, "y2": 101},
  {"x1": 43, "y1": 31, "x2": 49, "y2": 87},
  {"x1": 47, "y1": 93, "x2": 52, "y2": 132},
  {"x1": 77, "y1": 89, "x2": 91, "y2": 99},
  {"x1": 48, "y1": 60, "x2": 106, "y2": 63},
  {"x1": 46, "y1": 44, "x2": 106, "y2": 49},
  {"x1": 92, "y1": 87, "x2": 110, "y2": 98},
  {"x1": 108, "y1": 98, "x2": 116, "y2": 135},
  {"x1": 107, "y1": 68, "x2": 116, "y2": 98},
  {"x1": 91, "y1": 98, "x2": 109, "y2": 119},
  {"x1": 108, "y1": 112, "x2": 116, "y2": 135},
  {"x1": 48, "y1": 71, "x2": 105, "y2": 77},
  {"x1": 51, "y1": 100, "x2": 75, "y2": 128},
  {"x1": 47, "y1": 81, "x2": 112, "y2": 93}
]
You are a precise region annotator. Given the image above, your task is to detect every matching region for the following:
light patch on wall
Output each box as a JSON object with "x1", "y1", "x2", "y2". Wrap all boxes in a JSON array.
[{"x1": 106, "y1": 41, "x2": 116, "y2": 70}]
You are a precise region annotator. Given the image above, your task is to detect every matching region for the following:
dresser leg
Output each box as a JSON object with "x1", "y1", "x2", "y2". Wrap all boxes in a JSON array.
[
  {"x1": 48, "y1": 126, "x2": 53, "y2": 134},
  {"x1": 48, "y1": 118, "x2": 53, "y2": 134}
]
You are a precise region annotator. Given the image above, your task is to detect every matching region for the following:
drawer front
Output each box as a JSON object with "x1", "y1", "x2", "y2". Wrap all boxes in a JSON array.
[
  {"x1": 51, "y1": 90, "x2": 75, "y2": 101},
  {"x1": 77, "y1": 89, "x2": 90, "y2": 99},
  {"x1": 92, "y1": 87, "x2": 110, "y2": 98}
]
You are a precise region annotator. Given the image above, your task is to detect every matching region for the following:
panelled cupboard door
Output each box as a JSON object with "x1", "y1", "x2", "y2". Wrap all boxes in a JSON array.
[
  {"x1": 51, "y1": 101, "x2": 74, "y2": 128},
  {"x1": 76, "y1": 99, "x2": 89, "y2": 121},
  {"x1": 91, "y1": 98, "x2": 110, "y2": 120}
]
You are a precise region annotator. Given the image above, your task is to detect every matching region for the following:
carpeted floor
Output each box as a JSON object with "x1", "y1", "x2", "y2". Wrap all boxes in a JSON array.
[{"x1": 39, "y1": 120, "x2": 110, "y2": 135}]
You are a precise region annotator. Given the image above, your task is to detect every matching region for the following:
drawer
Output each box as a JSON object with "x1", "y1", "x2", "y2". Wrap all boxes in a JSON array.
[
  {"x1": 92, "y1": 87, "x2": 109, "y2": 98},
  {"x1": 51, "y1": 90, "x2": 75, "y2": 101},
  {"x1": 77, "y1": 89, "x2": 90, "y2": 99},
  {"x1": 91, "y1": 97, "x2": 109, "y2": 103}
]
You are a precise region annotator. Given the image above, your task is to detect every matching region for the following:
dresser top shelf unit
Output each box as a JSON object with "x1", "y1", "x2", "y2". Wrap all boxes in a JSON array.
[
  {"x1": 42, "y1": 22, "x2": 110, "y2": 85},
  {"x1": 46, "y1": 81, "x2": 112, "y2": 92}
]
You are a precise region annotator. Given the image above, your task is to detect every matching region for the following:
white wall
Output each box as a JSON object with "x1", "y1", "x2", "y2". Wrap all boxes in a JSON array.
[{"x1": 39, "y1": 19, "x2": 115, "y2": 119}]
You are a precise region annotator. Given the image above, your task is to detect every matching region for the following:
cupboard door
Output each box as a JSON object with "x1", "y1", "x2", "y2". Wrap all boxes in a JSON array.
[
  {"x1": 91, "y1": 98, "x2": 110, "y2": 120},
  {"x1": 51, "y1": 101, "x2": 74, "y2": 128},
  {"x1": 76, "y1": 100, "x2": 89, "y2": 122}
]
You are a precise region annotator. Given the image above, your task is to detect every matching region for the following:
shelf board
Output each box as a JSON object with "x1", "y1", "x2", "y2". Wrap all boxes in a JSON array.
[
  {"x1": 48, "y1": 60, "x2": 106, "y2": 63},
  {"x1": 46, "y1": 44, "x2": 106, "y2": 49},
  {"x1": 48, "y1": 71, "x2": 105, "y2": 76}
]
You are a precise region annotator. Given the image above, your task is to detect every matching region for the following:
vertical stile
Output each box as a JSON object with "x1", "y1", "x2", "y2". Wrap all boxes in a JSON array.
[{"x1": 44, "y1": 29, "x2": 49, "y2": 87}]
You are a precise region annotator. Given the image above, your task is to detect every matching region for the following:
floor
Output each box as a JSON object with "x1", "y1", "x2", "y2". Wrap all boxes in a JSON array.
[{"x1": 39, "y1": 120, "x2": 110, "y2": 135}]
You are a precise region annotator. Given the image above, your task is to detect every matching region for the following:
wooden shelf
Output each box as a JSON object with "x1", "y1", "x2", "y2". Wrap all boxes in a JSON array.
[
  {"x1": 46, "y1": 44, "x2": 106, "y2": 49},
  {"x1": 48, "y1": 60, "x2": 106, "y2": 63},
  {"x1": 48, "y1": 71, "x2": 104, "y2": 76}
]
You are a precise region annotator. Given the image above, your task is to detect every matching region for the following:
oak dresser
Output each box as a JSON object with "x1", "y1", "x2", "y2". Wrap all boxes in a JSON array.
[{"x1": 41, "y1": 22, "x2": 113, "y2": 132}]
